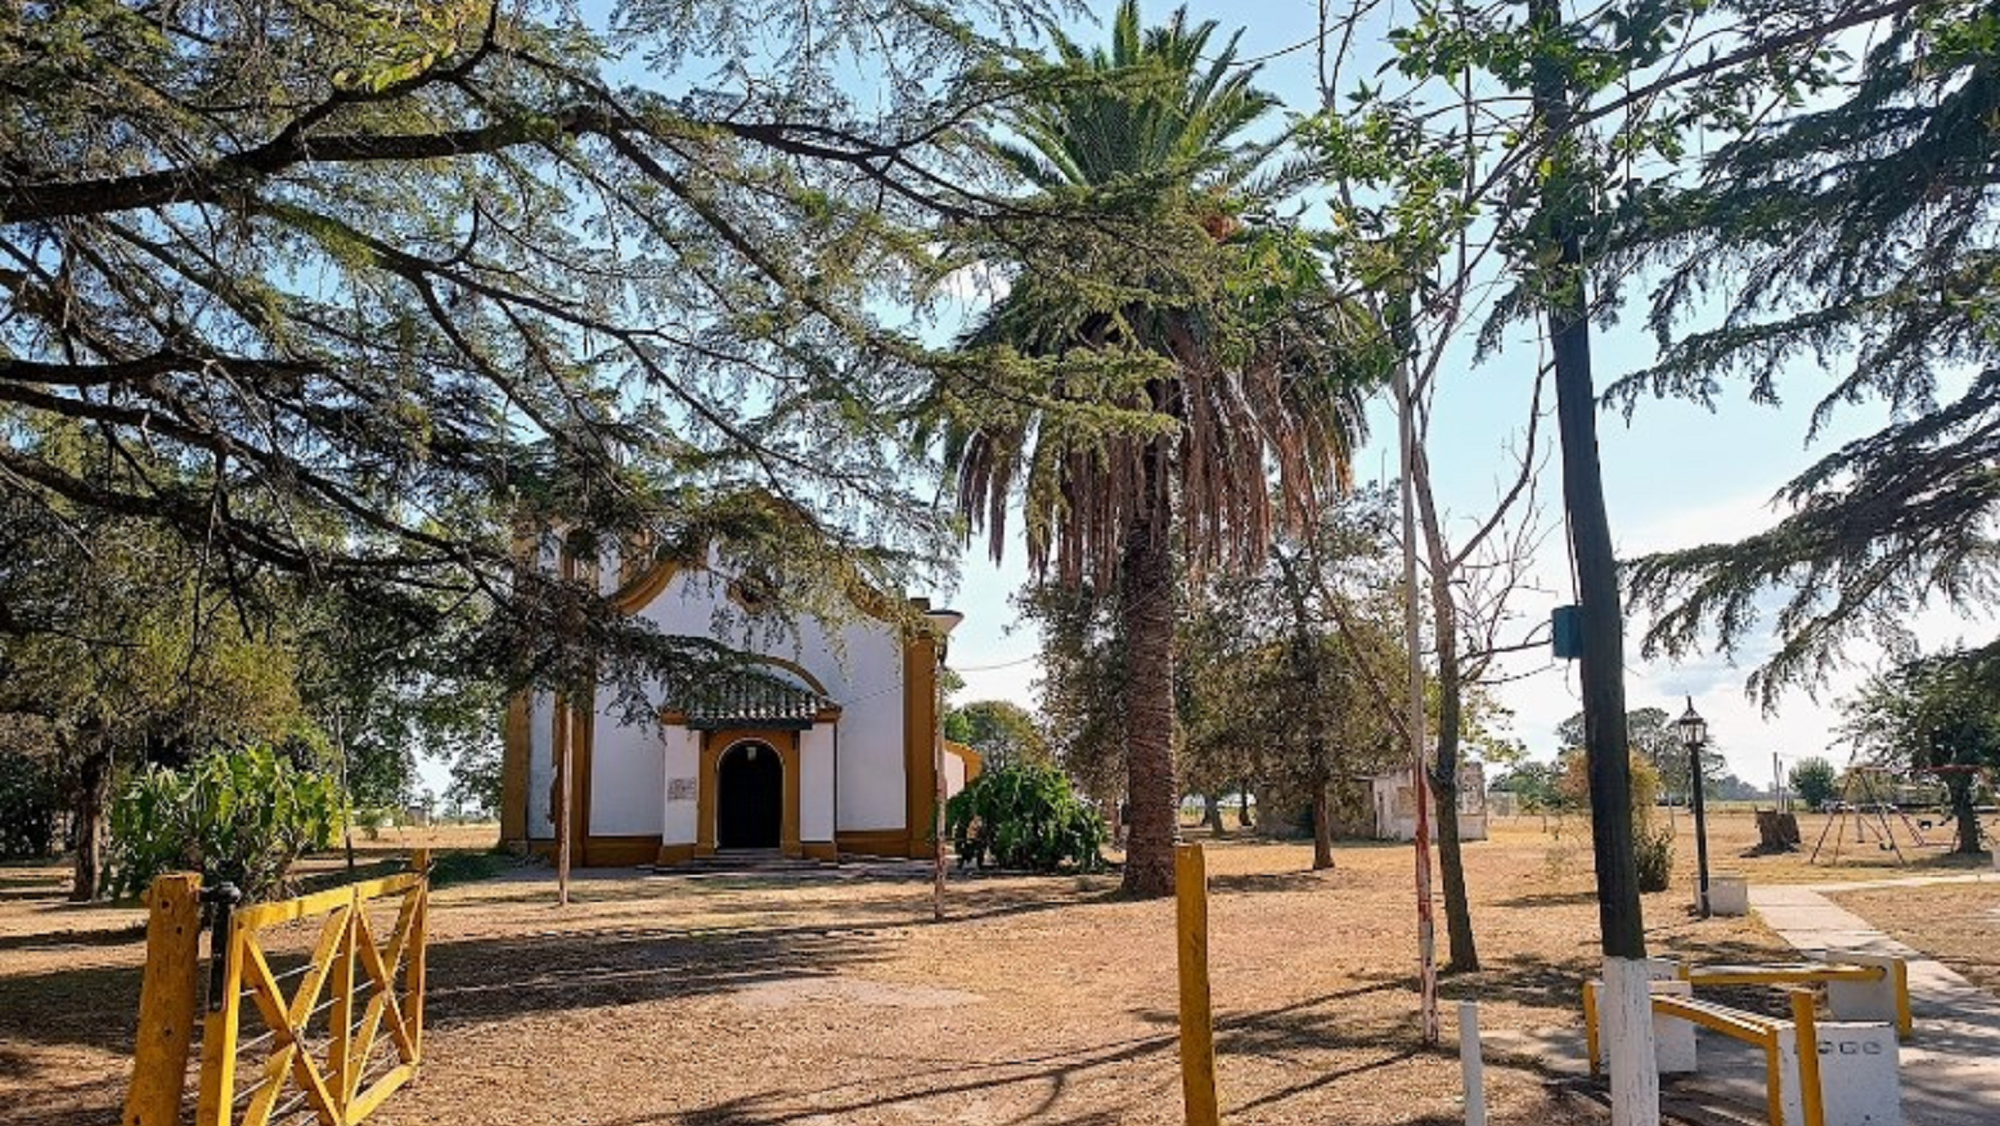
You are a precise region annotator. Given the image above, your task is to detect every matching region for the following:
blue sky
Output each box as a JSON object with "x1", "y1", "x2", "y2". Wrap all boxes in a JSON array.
[
  {"x1": 937, "y1": 0, "x2": 1992, "y2": 790},
  {"x1": 416, "y1": 1, "x2": 1981, "y2": 804}
]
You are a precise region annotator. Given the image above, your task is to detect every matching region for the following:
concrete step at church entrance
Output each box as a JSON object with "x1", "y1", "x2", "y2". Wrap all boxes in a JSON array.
[{"x1": 678, "y1": 849, "x2": 835, "y2": 874}]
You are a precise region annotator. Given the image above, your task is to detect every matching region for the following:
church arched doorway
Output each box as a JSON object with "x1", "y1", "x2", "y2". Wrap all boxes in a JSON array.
[{"x1": 716, "y1": 740, "x2": 783, "y2": 849}]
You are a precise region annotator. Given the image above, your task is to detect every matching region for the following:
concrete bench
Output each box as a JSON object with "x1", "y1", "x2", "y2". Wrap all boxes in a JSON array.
[
  {"x1": 1583, "y1": 980, "x2": 1900, "y2": 1126},
  {"x1": 1680, "y1": 955, "x2": 1912, "y2": 1040}
]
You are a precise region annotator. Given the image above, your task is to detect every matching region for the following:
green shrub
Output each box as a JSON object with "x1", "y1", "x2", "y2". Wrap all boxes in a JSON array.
[
  {"x1": 1789, "y1": 756, "x2": 1839, "y2": 811},
  {"x1": 108, "y1": 745, "x2": 346, "y2": 901},
  {"x1": 1635, "y1": 822, "x2": 1674, "y2": 893},
  {"x1": 945, "y1": 762, "x2": 1106, "y2": 873},
  {"x1": 0, "y1": 752, "x2": 59, "y2": 860}
]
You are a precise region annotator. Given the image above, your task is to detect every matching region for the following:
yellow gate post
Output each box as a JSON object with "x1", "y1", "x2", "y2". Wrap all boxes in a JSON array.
[
  {"x1": 408, "y1": 848, "x2": 430, "y2": 1063},
  {"x1": 124, "y1": 873, "x2": 203, "y2": 1126},
  {"x1": 1176, "y1": 843, "x2": 1221, "y2": 1126}
]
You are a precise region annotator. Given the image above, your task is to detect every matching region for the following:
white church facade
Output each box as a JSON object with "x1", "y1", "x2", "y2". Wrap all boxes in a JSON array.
[{"x1": 499, "y1": 548, "x2": 979, "y2": 867}]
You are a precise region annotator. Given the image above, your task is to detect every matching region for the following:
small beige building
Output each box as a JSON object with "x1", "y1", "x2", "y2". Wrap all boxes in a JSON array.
[{"x1": 1367, "y1": 763, "x2": 1488, "y2": 842}]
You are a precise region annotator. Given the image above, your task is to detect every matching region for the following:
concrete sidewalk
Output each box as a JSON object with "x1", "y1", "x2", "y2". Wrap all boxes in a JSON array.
[
  {"x1": 1747, "y1": 876, "x2": 2000, "y2": 1126},
  {"x1": 1481, "y1": 875, "x2": 2000, "y2": 1124}
]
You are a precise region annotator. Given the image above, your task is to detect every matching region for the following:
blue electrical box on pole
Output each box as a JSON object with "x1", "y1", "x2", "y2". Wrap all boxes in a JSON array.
[{"x1": 1552, "y1": 605, "x2": 1583, "y2": 659}]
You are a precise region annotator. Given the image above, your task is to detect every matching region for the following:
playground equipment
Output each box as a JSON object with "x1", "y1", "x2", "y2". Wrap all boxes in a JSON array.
[{"x1": 1809, "y1": 766, "x2": 1942, "y2": 864}]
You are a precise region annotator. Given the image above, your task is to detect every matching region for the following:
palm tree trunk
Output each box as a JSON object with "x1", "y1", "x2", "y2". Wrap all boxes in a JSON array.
[{"x1": 1120, "y1": 435, "x2": 1178, "y2": 898}]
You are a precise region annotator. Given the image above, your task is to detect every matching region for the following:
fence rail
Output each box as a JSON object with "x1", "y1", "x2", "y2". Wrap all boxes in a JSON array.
[{"x1": 123, "y1": 852, "x2": 430, "y2": 1126}]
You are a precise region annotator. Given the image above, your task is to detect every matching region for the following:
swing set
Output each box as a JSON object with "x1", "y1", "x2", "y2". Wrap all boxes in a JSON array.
[{"x1": 1809, "y1": 762, "x2": 1996, "y2": 864}]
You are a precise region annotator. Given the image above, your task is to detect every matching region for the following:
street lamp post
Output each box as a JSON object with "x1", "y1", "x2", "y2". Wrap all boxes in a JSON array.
[
  {"x1": 1676, "y1": 698, "x2": 1711, "y2": 919},
  {"x1": 924, "y1": 608, "x2": 964, "y2": 923}
]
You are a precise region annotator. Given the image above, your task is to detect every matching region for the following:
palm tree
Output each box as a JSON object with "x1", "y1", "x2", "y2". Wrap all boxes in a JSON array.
[{"x1": 947, "y1": 1, "x2": 1381, "y2": 895}]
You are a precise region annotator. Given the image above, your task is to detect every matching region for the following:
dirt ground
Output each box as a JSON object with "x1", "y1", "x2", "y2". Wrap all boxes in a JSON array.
[
  {"x1": 0, "y1": 811, "x2": 1988, "y2": 1126},
  {"x1": 1831, "y1": 880, "x2": 2000, "y2": 996}
]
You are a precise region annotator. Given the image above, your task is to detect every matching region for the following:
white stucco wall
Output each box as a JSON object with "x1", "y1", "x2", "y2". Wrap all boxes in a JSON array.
[
  {"x1": 827, "y1": 620, "x2": 907, "y2": 832},
  {"x1": 661, "y1": 726, "x2": 700, "y2": 845},
  {"x1": 799, "y1": 725, "x2": 836, "y2": 842},
  {"x1": 528, "y1": 693, "x2": 554, "y2": 838},
  {"x1": 628, "y1": 557, "x2": 911, "y2": 835},
  {"x1": 590, "y1": 701, "x2": 665, "y2": 836}
]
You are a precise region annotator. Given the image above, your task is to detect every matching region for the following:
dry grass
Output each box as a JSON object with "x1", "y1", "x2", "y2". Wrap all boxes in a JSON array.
[
  {"x1": 1829, "y1": 881, "x2": 2000, "y2": 996},
  {"x1": 1572, "y1": 805, "x2": 1998, "y2": 886},
  {"x1": 3, "y1": 817, "x2": 1816, "y2": 1126}
]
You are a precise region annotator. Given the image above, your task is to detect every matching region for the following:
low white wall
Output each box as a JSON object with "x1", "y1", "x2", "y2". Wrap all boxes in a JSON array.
[{"x1": 528, "y1": 693, "x2": 554, "y2": 837}]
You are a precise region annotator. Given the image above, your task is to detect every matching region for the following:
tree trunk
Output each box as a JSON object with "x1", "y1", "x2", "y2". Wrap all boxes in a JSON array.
[
  {"x1": 1202, "y1": 793, "x2": 1226, "y2": 835},
  {"x1": 1119, "y1": 433, "x2": 1178, "y2": 897},
  {"x1": 1948, "y1": 774, "x2": 1981, "y2": 854},
  {"x1": 1430, "y1": 772, "x2": 1478, "y2": 970},
  {"x1": 1412, "y1": 444, "x2": 1480, "y2": 971},
  {"x1": 1311, "y1": 778, "x2": 1335, "y2": 870},
  {"x1": 70, "y1": 742, "x2": 113, "y2": 902},
  {"x1": 1238, "y1": 786, "x2": 1253, "y2": 828}
]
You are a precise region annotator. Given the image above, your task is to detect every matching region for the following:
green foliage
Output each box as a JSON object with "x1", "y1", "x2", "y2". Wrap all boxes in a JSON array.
[
  {"x1": 1607, "y1": 2, "x2": 2000, "y2": 703},
  {"x1": 108, "y1": 745, "x2": 347, "y2": 902},
  {"x1": 1558, "y1": 750, "x2": 1664, "y2": 826},
  {"x1": 0, "y1": 751, "x2": 59, "y2": 859},
  {"x1": 2, "y1": 0, "x2": 1060, "y2": 711},
  {"x1": 946, "y1": 700, "x2": 1049, "y2": 771},
  {"x1": 1789, "y1": 756, "x2": 1839, "y2": 812},
  {"x1": 1491, "y1": 762, "x2": 1565, "y2": 813},
  {"x1": 1840, "y1": 647, "x2": 2000, "y2": 851},
  {"x1": 1634, "y1": 822, "x2": 1674, "y2": 895},
  {"x1": 945, "y1": 762, "x2": 1106, "y2": 874},
  {"x1": 1557, "y1": 706, "x2": 1720, "y2": 803},
  {"x1": 444, "y1": 741, "x2": 502, "y2": 819}
]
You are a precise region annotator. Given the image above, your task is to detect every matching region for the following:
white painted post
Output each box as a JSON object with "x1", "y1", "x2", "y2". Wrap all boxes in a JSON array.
[
  {"x1": 1601, "y1": 956, "x2": 1662, "y2": 1126},
  {"x1": 1458, "y1": 1001, "x2": 1487, "y2": 1126}
]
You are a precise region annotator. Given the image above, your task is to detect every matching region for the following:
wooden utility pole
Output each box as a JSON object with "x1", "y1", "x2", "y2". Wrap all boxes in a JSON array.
[
  {"x1": 1529, "y1": 0, "x2": 1654, "y2": 1121},
  {"x1": 922, "y1": 608, "x2": 963, "y2": 923},
  {"x1": 933, "y1": 677, "x2": 948, "y2": 923}
]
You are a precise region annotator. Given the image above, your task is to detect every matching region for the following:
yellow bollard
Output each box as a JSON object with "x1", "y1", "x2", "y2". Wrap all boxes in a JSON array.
[{"x1": 1176, "y1": 844, "x2": 1221, "y2": 1126}]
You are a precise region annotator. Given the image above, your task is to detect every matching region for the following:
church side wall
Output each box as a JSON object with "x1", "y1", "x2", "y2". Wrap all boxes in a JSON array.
[
  {"x1": 820, "y1": 621, "x2": 907, "y2": 834},
  {"x1": 591, "y1": 698, "x2": 665, "y2": 836}
]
